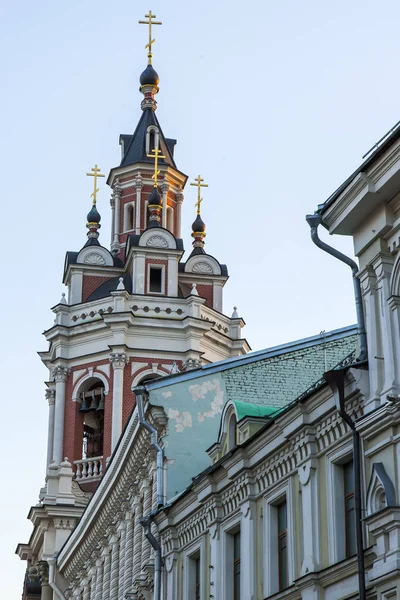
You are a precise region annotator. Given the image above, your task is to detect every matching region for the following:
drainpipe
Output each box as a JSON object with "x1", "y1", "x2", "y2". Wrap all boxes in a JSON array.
[
  {"x1": 47, "y1": 557, "x2": 66, "y2": 600},
  {"x1": 134, "y1": 385, "x2": 164, "y2": 600},
  {"x1": 306, "y1": 213, "x2": 368, "y2": 362},
  {"x1": 325, "y1": 369, "x2": 366, "y2": 600}
]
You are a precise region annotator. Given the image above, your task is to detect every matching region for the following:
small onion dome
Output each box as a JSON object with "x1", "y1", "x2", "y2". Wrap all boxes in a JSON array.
[
  {"x1": 192, "y1": 213, "x2": 206, "y2": 233},
  {"x1": 140, "y1": 64, "x2": 159, "y2": 86},
  {"x1": 148, "y1": 186, "x2": 162, "y2": 206},
  {"x1": 87, "y1": 203, "x2": 101, "y2": 224}
]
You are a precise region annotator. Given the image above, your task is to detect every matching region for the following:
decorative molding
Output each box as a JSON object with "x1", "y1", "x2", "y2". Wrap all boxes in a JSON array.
[
  {"x1": 109, "y1": 353, "x2": 129, "y2": 370},
  {"x1": 83, "y1": 253, "x2": 107, "y2": 266},
  {"x1": 366, "y1": 462, "x2": 397, "y2": 516},
  {"x1": 146, "y1": 235, "x2": 169, "y2": 248},
  {"x1": 53, "y1": 366, "x2": 70, "y2": 382},
  {"x1": 45, "y1": 389, "x2": 56, "y2": 405},
  {"x1": 192, "y1": 261, "x2": 213, "y2": 273}
]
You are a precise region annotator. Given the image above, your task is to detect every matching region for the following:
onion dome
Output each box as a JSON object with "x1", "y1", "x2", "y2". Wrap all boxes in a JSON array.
[
  {"x1": 148, "y1": 186, "x2": 162, "y2": 207},
  {"x1": 140, "y1": 64, "x2": 160, "y2": 87},
  {"x1": 87, "y1": 203, "x2": 101, "y2": 224},
  {"x1": 192, "y1": 213, "x2": 206, "y2": 233}
]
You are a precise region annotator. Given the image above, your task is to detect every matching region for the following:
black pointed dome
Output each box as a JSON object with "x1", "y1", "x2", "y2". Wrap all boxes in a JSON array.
[
  {"x1": 148, "y1": 186, "x2": 162, "y2": 206},
  {"x1": 192, "y1": 213, "x2": 206, "y2": 233},
  {"x1": 140, "y1": 64, "x2": 159, "y2": 86},
  {"x1": 87, "y1": 203, "x2": 101, "y2": 224}
]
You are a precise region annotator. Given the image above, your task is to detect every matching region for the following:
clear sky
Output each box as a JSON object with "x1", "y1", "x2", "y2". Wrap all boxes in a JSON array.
[{"x1": 2, "y1": 0, "x2": 400, "y2": 594}]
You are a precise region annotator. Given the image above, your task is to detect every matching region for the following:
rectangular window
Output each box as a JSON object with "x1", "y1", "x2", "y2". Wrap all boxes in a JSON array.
[
  {"x1": 149, "y1": 267, "x2": 162, "y2": 293},
  {"x1": 233, "y1": 531, "x2": 241, "y2": 600},
  {"x1": 277, "y1": 501, "x2": 288, "y2": 590},
  {"x1": 344, "y1": 460, "x2": 356, "y2": 557},
  {"x1": 195, "y1": 557, "x2": 200, "y2": 600}
]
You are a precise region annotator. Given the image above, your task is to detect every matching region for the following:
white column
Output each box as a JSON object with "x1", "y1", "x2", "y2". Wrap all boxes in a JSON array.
[
  {"x1": 161, "y1": 179, "x2": 169, "y2": 230},
  {"x1": 109, "y1": 529, "x2": 120, "y2": 600},
  {"x1": 110, "y1": 193, "x2": 115, "y2": 248},
  {"x1": 45, "y1": 389, "x2": 55, "y2": 470},
  {"x1": 360, "y1": 267, "x2": 381, "y2": 411},
  {"x1": 132, "y1": 495, "x2": 143, "y2": 583},
  {"x1": 141, "y1": 478, "x2": 152, "y2": 570},
  {"x1": 165, "y1": 552, "x2": 179, "y2": 599},
  {"x1": 135, "y1": 174, "x2": 143, "y2": 234},
  {"x1": 299, "y1": 459, "x2": 320, "y2": 575},
  {"x1": 118, "y1": 519, "x2": 127, "y2": 594},
  {"x1": 101, "y1": 543, "x2": 111, "y2": 600},
  {"x1": 109, "y1": 352, "x2": 128, "y2": 452},
  {"x1": 240, "y1": 500, "x2": 257, "y2": 599},
  {"x1": 123, "y1": 508, "x2": 134, "y2": 595},
  {"x1": 94, "y1": 556, "x2": 104, "y2": 600},
  {"x1": 111, "y1": 180, "x2": 121, "y2": 253},
  {"x1": 52, "y1": 366, "x2": 70, "y2": 465},
  {"x1": 209, "y1": 524, "x2": 221, "y2": 600},
  {"x1": 167, "y1": 255, "x2": 178, "y2": 297},
  {"x1": 212, "y1": 281, "x2": 223, "y2": 312},
  {"x1": 176, "y1": 191, "x2": 184, "y2": 238}
]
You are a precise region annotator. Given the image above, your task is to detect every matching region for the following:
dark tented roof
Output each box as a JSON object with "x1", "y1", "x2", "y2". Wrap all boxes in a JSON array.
[{"x1": 119, "y1": 109, "x2": 176, "y2": 169}]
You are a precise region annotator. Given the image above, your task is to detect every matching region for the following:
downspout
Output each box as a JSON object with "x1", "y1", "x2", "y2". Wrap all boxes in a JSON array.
[
  {"x1": 325, "y1": 369, "x2": 366, "y2": 600},
  {"x1": 134, "y1": 385, "x2": 163, "y2": 600},
  {"x1": 47, "y1": 557, "x2": 66, "y2": 600},
  {"x1": 306, "y1": 213, "x2": 368, "y2": 362}
]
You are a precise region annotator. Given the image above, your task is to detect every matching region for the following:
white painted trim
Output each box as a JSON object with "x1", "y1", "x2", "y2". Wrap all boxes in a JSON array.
[
  {"x1": 147, "y1": 264, "x2": 165, "y2": 295},
  {"x1": 263, "y1": 478, "x2": 295, "y2": 597},
  {"x1": 131, "y1": 367, "x2": 168, "y2": 387},
  {"x1": 72, "y1": 371, "x2": 110, "y2": 402},
  {"x1": 182, "y1": 537, "x2": 207, "y2": 600},
  {"x1": 123, "y1": 201, "x2": 135, "y2": 233},
  {"x1": 326, "y1": 440, "x2": 353, "y2": 564},
  {"x1": 220, "y1": 514, "x2": 241, "y2": 600}
]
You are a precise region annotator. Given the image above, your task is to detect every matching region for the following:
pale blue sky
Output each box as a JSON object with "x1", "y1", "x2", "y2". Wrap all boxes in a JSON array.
[{"x1": 2, "y1": 0, "x2": 400, "y2": 594}]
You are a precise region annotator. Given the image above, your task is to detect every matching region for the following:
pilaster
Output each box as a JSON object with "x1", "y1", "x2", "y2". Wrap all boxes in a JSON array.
[
  {"x1": 45, "y1": 388, "x2": 56, "y2": 471},
  {"x1": 52, "y1": 366, "x2": 70, "y2": 465},
  {"x1": 135, "y1": 174, "x2": 143, "y2": 235},
  {"x1": 109, "y1": 352, "x2": 129, "y2": 452},
  {"x1": 298, "y1": 458, "x2": 320, "y2": 575}
]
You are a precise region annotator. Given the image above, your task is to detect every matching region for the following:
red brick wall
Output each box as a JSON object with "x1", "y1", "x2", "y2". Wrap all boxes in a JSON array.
[
  {"x1": 195, "y1": 284, "x2": 213, "y2": 308},
  {"x1": 82, "y1": 275, "x2": 114, "y2": 302}
]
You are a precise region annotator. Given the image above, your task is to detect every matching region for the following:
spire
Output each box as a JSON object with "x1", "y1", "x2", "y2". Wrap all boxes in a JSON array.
[
  {"x1": 138, "y1": 11, "x2": 162, "y2": 111},
  {"x1": 85, "y1": 165, "x2": 105, "y2": 241},
  {"x1": 190, "y1": 174, "x2": 207, "y2": 254}
]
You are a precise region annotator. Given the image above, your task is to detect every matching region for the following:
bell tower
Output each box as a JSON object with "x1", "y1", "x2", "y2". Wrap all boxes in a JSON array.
[{"x1": 37, "y1": 13, "x2": 250, "y2": 494}]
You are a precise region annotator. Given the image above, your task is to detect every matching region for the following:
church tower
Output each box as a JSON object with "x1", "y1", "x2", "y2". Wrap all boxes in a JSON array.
[{"x1": 38, "y1": 13, "x2": 250, "y2": 493}]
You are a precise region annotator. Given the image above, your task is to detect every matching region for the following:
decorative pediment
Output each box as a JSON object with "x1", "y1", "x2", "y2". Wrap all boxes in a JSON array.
[
  {"x1": 185, "y1": 254, "x2": 221, "y2": 275},
  {"x1": 76, "y1": 245, "x2": 114, "y2": 267},
  {"x1": 366, "y1": 462, "x2": 396, "y2": 516},
  {"x1": 139, "y1": 228, "x2": 177, "y2": 250}
]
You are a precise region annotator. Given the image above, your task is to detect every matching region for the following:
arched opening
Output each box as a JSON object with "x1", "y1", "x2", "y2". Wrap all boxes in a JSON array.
[
  {"x1": 228, "y1": 413, "x2": 237, "y2": 450},
  {"x1": 79, "y1": 381, "x2": 105, "y2": 458},
  {"x1": 167, "y1": 206, "x2": 174, "y2": 234},
  {"x1": 146, "y1": 126, "x2": 160, "y2": 154},
  {"x1": 125, "y1": 203, "x2": 134, "y2": 232}
]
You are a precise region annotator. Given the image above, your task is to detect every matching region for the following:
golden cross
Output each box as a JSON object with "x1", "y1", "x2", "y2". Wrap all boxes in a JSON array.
[
  {"x1": 139, "y1": 10, "x2": 162, "y2": 65},
  {"x1": 147, "y1": 146, "x2": 166, "y2": 187},
  {"x1": 190, "y1": 174, "x2": 208, "y2": 214},
  {"x1": 86, "y1": 164, "x2": 105, "y2": 205}
]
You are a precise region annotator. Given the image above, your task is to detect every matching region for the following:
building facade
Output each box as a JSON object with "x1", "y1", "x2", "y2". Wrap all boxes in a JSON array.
[{"x1": 16, "y1": 13, "x2": 400, "y2": 600}]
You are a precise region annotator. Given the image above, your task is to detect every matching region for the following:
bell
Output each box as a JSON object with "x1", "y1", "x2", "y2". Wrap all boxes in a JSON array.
[
  {"x1": 88, "y1": 390, "x2": 98, "y2": 411},
  {"x1": 79, "y1": 392, "x2": 89, "y2": 412},
  {"x1": 96, "y1": 388, "x2": 105, "y2": 411}
]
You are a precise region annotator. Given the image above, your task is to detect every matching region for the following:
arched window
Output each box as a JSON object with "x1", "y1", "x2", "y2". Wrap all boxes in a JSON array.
[
  {"x1": 146, "y1": 126, "x2": 160, "y2": 154},
  {"x1": 228, "y1": 413, "x2": 237, "y2": 450},
  {"x1": 167, "y1": 206, "x2": 174, "y2": 234},
  {"x1": 124, "y1": 203, "x2": 134, "y2": 232}
]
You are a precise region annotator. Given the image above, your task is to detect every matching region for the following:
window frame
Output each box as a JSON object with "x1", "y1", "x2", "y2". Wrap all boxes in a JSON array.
[
  {"x1": 263, "y1": 478, "x2": 295, "y2": 597},
  {"x1": 326, "y1": 441, "x2": 354, "y2": 564},
  {"x1": 123, "y1": 201, "x2": 135, "y2": 232},
  {"x1": 147, "y1": 264, "x2": 165, "y2": 295},
  {"x1": 182, "y1": 538, "x2": 206, "y2": 600}
]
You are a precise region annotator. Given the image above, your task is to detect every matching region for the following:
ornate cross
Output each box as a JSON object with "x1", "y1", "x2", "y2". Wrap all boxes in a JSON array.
[
  {"x1": 86, "y1": 165, "x2": 105, "y2": 205},
  {"x1": 139, "y1": 10, "x2": 162, "y2": 65},
  {"x1": 147, "y1": 147, "x2": 166, "y2": 187},
  {"x1": 190, "y1": 174, "x2": 208, "y2": 213}
]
